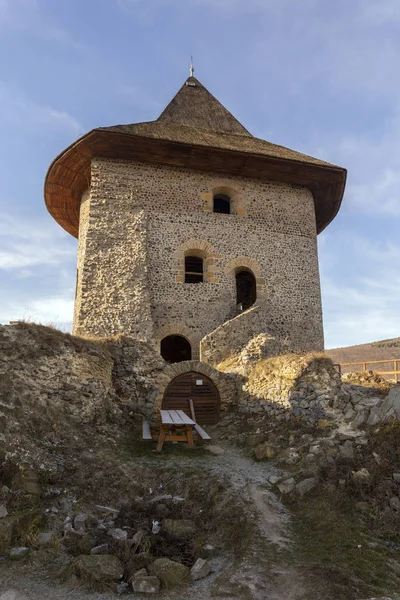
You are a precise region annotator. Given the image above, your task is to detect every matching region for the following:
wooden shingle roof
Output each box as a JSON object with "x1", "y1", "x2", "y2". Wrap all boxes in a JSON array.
[{"x1": 45, "y1": 76, "x2": 346, "y2": 238}]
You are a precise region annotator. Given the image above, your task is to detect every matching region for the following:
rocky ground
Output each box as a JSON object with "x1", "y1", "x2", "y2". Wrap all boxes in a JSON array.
[{"x1": 1, "y1": 323, "x2": 400, "y2": 599}]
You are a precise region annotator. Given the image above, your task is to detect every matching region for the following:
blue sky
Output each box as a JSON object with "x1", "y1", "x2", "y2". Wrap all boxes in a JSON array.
[{"x1": 0, "y1": 0, "x2": 399, "y2": 349}]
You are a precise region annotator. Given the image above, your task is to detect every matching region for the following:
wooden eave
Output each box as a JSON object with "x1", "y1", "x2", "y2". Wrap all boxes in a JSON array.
[{"x1": 44, "y1": 129, "x2": 347, "y2": 238}]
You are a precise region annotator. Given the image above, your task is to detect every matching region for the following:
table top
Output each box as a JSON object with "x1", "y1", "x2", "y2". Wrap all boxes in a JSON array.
[{"x1": 160, "y1": 409, "x2": 195, "y2": 426}]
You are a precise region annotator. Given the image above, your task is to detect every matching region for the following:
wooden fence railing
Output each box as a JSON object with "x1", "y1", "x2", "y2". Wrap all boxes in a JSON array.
[{"x1": 336, "y1": 359, "x2": 400, "y2": 383}]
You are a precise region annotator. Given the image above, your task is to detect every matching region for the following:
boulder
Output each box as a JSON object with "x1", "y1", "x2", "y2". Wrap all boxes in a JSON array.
[
  {"x1": 389, "y1": 496, "x2": 400, "y2": 511},
  {"x1": 296, "y1": 477, "x2": 318, "y2": 496},
  {"x1": 132, "y1": 576, "x2": 161, "y2": 593},
  {"x1": 9, "y1": 546, "x2": 29, "y2": 560},
  {"x1": 73, "y1": 513, "x2": 87, "y2": 532},
  {"x1": 254, "y1": 442, "x2": 279, "y2": 460},
  {"x1": 277, "y1": 478, "x2": 295, "y2": 495},
  {"x1": 190, "y1": 558, "x2": 211, "y2": 581},
  {"x1": 352, "y1": 469, "x2": 371, "y2": 485},
  {"x1": 206, "y1": 445, "x2": 225, "y2": 456},
  {"x1": 150, "y1": 557, "x2": 189, "y2": 587},
  {"x1": 90, "y1": 543, "x2": 109, "y2": 555},
  {"x1": 339, "y1": 440, "x2": 354, "y2": 460},
  {"x1": 73, "y1": 554, "x2": 124, "y2": 583},
  {"x1": 109, "y1": 528, "x2": 128, "y2": 540},
  {"x1": 37, "y1": 532, "x2": 53, "y2": 546},
  {"x1": 0, "y1": 505, "x2": 8, "y2": 519},
  {"x1": 163, "y1": 519, "x2": 196, "y2": 539}
]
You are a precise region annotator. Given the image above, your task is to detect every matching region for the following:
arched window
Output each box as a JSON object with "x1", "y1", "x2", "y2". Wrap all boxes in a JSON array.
[
  {"x1": 185, "y1": 255, "x2": 203, "y2": 283},
  {"x1": 236, "y1": 269, "x2": 257, "y2": 311},
  {"x1": 161, "y1": 335, "x2": 192, "y2": 363},
  {"x1": 213, "y1": 194, "x2": 231, "y2": 214}
]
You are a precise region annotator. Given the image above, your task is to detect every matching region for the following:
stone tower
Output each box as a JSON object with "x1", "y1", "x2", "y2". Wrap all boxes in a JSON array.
[{"x1": 45, "y1": 75, "x2": 346, "y2": 362}]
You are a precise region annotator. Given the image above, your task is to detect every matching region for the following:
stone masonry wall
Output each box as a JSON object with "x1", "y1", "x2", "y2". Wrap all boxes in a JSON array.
[{"x1": 73, "y1": 158, "x2": 324, "y2": 355}]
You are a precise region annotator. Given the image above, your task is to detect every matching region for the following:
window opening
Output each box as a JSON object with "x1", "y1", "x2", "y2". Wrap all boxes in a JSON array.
[
  {"x1": 236, "y1": 270, "x2": 257, "y2": 311},
  {"x1": 213, "y1": 194, "x2": 231, "y2": 214},
  {"x1": 160, "y1": 335, "x2": 192, "y2": 363},
  {"x1": 185, "y1": 255, "x2": 203, "y2": 283}
]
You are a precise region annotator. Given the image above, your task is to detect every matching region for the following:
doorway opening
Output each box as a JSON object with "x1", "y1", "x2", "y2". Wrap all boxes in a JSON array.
[
  {"x1": 236, "y1": 269, "x2": 257, "y2": 311},
  {"x1": 163, "y1": 371, "x2": 220, "y2": 424},
  {"x1": 160, "y1": 335, "x2": 192, "y2": 363}
]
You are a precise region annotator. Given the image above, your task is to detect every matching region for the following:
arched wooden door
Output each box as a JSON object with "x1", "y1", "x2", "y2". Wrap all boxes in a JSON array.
[{"x1": 162, "y1": 372, "x2": 220, "y2": 424}]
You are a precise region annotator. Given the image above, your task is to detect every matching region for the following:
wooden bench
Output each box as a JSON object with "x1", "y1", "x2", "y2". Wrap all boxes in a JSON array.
[
  {"x1": 142, "y1": 421, "x2": 152, "y2": 440},
  {"x1": 194, "y1": 424, "x2": 211, "y2": 441}
]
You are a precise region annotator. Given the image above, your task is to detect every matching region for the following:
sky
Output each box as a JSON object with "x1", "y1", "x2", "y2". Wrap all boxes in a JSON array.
[{"x1": 0, "y1": 0, "x2": 399, "y2": 349}]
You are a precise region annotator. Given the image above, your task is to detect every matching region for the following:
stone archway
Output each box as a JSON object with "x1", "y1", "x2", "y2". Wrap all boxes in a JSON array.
[
  {"x1": 162, "y1": 371, "x2": 220, "y2": 424},
  {"x1": 153, "y1": 360, "x2": 241, "y2": 419}
]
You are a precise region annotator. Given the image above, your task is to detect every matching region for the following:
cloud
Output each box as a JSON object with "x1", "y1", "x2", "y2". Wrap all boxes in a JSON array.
[
  {"x1": 0, "y1": 81, "x2": 83, "y2": 135},
  {"x1": 316, "y1": 112, "x2": 400, "y2": 216},
  {"x1": 0, "y1": 214, "x2": 76, "y2": 271},
  {"x1": 320, "y1": 233, "x2": 400, "y2": 348},
  {"x1": 0, "y1": 296, "x2": 74, "y2": 330}
]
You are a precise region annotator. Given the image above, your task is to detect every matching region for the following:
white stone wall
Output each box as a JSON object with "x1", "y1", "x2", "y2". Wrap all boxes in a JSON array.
[{"x1": 73, "y1": 158, "x2": 324, "y2": 354}]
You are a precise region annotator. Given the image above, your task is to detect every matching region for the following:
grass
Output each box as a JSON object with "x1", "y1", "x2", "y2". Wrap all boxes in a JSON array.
[{"x1": 286, "y1": 494, "x2": 400, "y2": 599}]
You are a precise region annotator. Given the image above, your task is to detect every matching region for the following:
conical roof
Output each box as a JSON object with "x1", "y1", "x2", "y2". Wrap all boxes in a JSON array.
[
  {"x1": 155, "y1": 76, "x2": 251, "y2": 136},
  {"x1": 44, "y1": 75, "x2": 347, "y2": 238}
]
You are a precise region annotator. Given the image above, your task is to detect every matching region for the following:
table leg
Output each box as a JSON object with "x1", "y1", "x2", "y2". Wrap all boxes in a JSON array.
[
  {"x1": 186, "y1": 427, "x2": 194, "y2": 449},
  {"x1": 156, "y1": 425, "x2": 167, "y2": 452}
]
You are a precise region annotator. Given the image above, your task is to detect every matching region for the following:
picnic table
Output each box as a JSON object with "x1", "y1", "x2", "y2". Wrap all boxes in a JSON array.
[{"x1": 142, "y1": 408, "x2": 211, "y2": 452}]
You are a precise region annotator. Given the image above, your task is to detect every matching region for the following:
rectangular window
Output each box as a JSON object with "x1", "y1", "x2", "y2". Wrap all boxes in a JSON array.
[{"x1": 185, "y1": 256, "x2": 203, "y2": 283}]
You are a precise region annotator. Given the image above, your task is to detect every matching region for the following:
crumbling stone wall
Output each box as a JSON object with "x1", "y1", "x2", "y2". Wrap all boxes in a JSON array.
[{"x1": 73, "y1": 157, "x2": 324, "y2": 356}]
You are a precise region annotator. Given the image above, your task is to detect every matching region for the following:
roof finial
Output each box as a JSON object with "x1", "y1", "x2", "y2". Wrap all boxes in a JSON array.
[{"x1": 189, "y1": 56, "x2": 194, "y2": 78}]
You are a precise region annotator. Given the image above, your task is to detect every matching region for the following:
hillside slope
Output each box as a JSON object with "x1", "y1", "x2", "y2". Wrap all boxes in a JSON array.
[{"x1": 327, "y1": 336, "x2": 400, "y2": 366}]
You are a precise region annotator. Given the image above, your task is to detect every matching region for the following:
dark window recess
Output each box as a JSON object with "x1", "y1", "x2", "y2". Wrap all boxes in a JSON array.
[
  {"x1": 185, "y1": 256, "x2": 203, "y2": 283},
  {"x1": 213, "y1": 194, "x2": 231, "y2": 214},
  {"x1": 236, "y1": 270, "x2": 257, "y2": 310},
  {"x1": 161, "y1": 335, "x2": 192, "y2": 363}
]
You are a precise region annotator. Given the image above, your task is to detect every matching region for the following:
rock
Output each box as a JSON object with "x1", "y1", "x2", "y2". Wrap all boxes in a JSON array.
[
  {"x1": 95, "y1": 505, "x2": 119, "y2": 518},
  {"x1": 90, "y1": 543, "x2": 109, "y2": 555},
  {"x1": 163, "y1": 519, "x2": 196, "y2": 539},
  {"x1": 206, "y1": 445, "x2": 225, "y2": 456},
  {"x1": 190, "y1": 558, "x2": 211, "y2": 580},
  {"x1": 268, "y1": 475, "x2": 281, "y2": 485},
  {"x1": 150, "y1": 557, "x2": 189, "y2": 587},
  {"x1": 202, "y1": 543, "x2": 216, "y2": 555},
  {"x1": 109, "y1": 528, "x2": 128, "y2": 540},
  {"x1": 116, "y1": 581, "x2": 130, "y2": 595},
  {"x1": 389, "y1": 496, "x2": 400, "y2": 511},
  {"x1": 132, "y1": 576, "x2": 161, "y2": 593},
  {"x1": 352, "y1": 469, "x2": 371, "y2": 484},
  {"x1": 277, "y1": 478, "x2": 295, "y2": 494},
  {"x1": 296, "y1": 477, "x2": 318, "y2": 496},
  {"x1": 133, "y1": 568, "x2": 148, "y2": 577},
  {"x1": 73, "y1": 513, "x2": 87, "y2": 531},
  {"x1": 339, "y1": 440, "x2": 354, "y2": 460},
  {"x1": 73, "y1": 554, "x2": 124, "y2": 583},
  {"x1": 343, "y1": 409, "x2": 356, "y2": 422},
  {"x1": 37, "y1": 532, "x2": 53, "y2": 546},
  {"x1": 0, "y1": 505, "x2": 8, "y2": 519},
  {"x1": 9, "y1": 546, "x2": 29, "y2": 560},
  {"x1": 254, "y1": 442, "x2": 279, "y2": 460},
  {"x1": 393, "y1": 473, "x2": 400, "y2": 483},
  {"x1": 0, "y1": 517, "x2": 14, "y2": 553},
  {"x1": 130, "y1": 529, "x2": 145, "y2": 546}
]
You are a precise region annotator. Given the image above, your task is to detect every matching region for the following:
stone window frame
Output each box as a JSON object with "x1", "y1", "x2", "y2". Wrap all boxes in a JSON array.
[
  {"x1": 154, "y1": 323, "x2": 201, "y2": 361},
  {"x1": 201, "y1": 181, "x2": 249, "y2": 217},
  {"x1": 224, "y1": 256, "x2": 266, "y2": 300},
  {"x1": 174, "y1": 239, "x2": 221, "y2": 284}
]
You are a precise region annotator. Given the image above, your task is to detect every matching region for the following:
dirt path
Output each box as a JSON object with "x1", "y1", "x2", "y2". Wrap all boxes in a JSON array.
[{"x1": 0, "y1": 442, "x2": 299, "y2": 600}]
